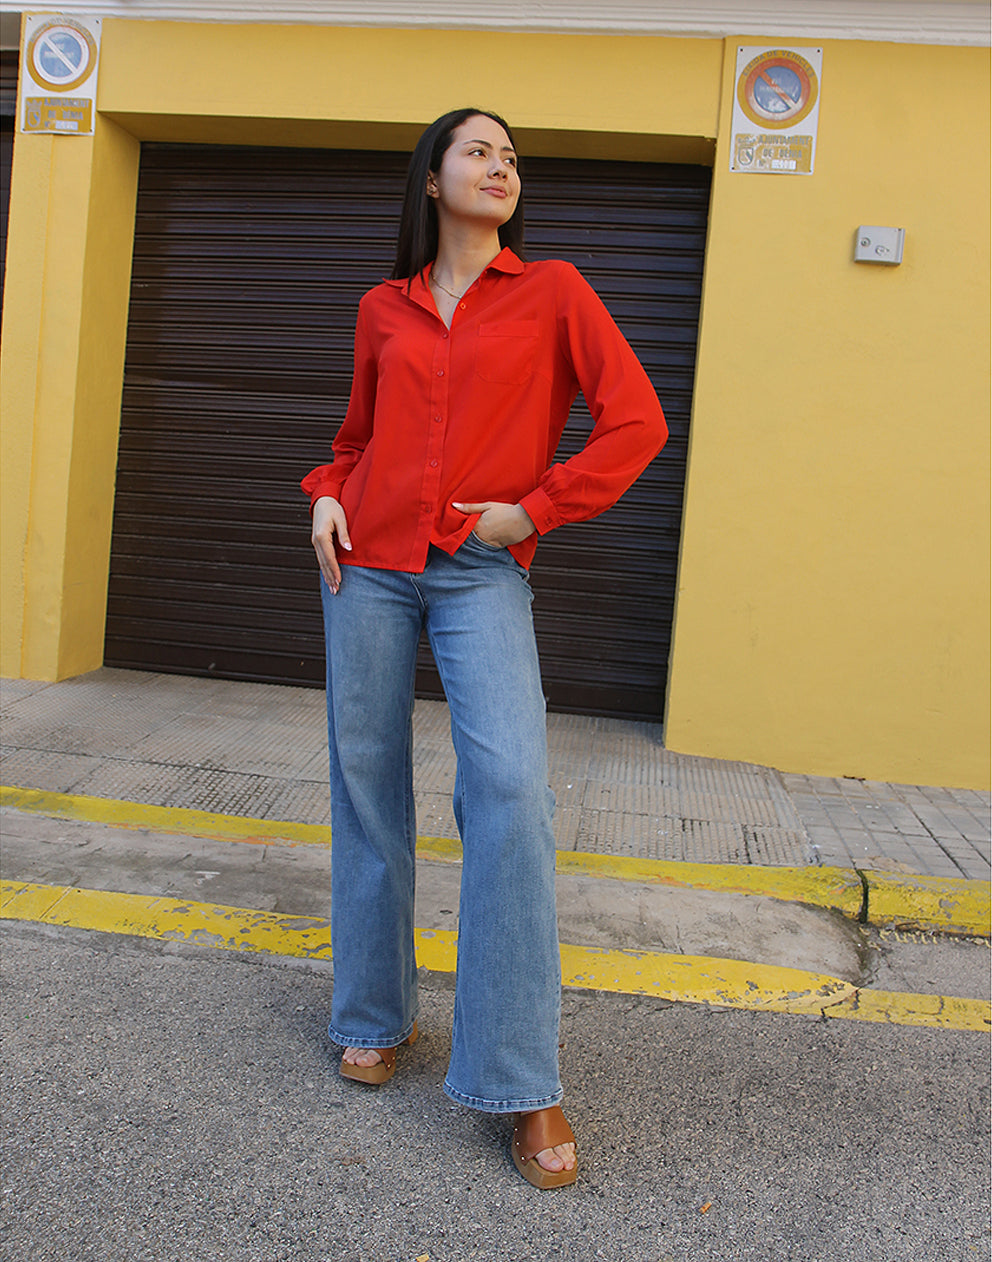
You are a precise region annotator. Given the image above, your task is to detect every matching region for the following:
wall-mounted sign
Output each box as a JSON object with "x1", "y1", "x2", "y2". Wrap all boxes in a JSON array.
[
  {"x1": 730, "y1": 46, "x2": 822, "y2": 175},
  {"x1": 21, "y1": 15, "x2": 101, "y2": 135}
]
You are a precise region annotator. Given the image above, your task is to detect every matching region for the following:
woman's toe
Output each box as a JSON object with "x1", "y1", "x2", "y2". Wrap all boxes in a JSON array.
[
  {"x1": 534, "y1": 1143, "x2": 575, "y2": 1173},
  {"x1": 344, "y1": 1048, "x2": 383, "y2": 1068}
]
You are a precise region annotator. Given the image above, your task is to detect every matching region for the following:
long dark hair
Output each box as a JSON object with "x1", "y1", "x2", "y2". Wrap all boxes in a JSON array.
[{"x1": 391, "y1": 107, "x2": 526, "y2": 281}]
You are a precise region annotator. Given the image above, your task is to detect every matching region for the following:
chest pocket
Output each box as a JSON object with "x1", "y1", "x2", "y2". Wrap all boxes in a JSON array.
[{"x1": 474, "y1": 320, "x2": 540, "y2": 385}]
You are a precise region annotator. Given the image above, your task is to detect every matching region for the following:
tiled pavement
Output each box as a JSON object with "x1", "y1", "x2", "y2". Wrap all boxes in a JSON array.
[
  {"x1": 778, "y1": 773, "x2": 990, "y2": 880},
  {"x1": 1, "y1": 669, "x2": 989, "y2": 881}
]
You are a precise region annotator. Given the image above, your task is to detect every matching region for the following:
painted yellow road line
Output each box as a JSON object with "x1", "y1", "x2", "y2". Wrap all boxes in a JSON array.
[
  {"x1": 3, "y1": 880, "x2": 988, "y2": 1033},
  {"x1": 559, "y1": 942, "x2": 858, "y2": 1016},
  {"x1": 0, "y1": 785, "x2": 333, "y2": 848},
  {"x1": 554, "y1": 849, "x2": 865, "y2": 917},
  {"x1": 820, "y1": 987, "x2": 991, "y2": 1028},
  {"x1": 4, "y1": 786, "x2": 988, "y2": 933},
  {"x1": 0, "y1": 879, "x2": 334, "y2": 959},
  {"x1": 0, "y1": 785, "x2": 862, "y2": 914}
]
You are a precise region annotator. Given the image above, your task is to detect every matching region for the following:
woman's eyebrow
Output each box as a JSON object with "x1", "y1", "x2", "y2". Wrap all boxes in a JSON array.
[{"x1": 463, "y1": 138, "x2": 516, "y2": 154}]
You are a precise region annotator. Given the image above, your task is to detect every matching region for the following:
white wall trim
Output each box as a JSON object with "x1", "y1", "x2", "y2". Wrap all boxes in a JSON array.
[{"x1": 5, "y1": 1, "x2": 991, "y2": 46}]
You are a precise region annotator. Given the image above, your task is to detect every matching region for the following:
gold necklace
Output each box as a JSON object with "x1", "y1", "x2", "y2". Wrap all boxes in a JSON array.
[{"x1": 430, "y1": 268, "x2": 466, "y2": 301}]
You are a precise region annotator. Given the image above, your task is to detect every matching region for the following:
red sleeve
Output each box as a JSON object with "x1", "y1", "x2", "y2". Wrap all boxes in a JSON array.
[
  {"x1": 300, "y1": 298, "x2": 378, "y2": 510},
  {"x1": 518, "y1": 263, "x2": 668, "y2": 534}
]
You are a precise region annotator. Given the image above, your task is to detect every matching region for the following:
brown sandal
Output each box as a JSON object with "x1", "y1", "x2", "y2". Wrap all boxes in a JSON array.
[
  {"x1": 339, "y1": 1022, "x2": 419, "y2": 1085},
  {"x1": 512, "y1": 1105, "x2": 578, "y2": 1188}
]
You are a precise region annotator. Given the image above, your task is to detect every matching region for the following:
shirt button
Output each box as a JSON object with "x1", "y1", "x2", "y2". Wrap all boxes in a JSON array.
[
  {"x1": 441, "y1": 332, "x2": 449, "y2": 339},
  {"x1": 433, "y1": 415, "x2": 442, "y2": 423},
  {"x1": 430, "y1": 459, "x2": 439, "y2": 468},
  {"x1": 459, "y1": 302, "x2": 466, "y2": 309},
  {"x1": 437, "y1": 370, "x2": 444, "y2": 377}
]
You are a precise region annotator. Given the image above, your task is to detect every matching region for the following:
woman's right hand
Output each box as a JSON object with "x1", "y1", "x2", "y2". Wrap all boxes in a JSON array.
[{"x1": 311, "y1": 496, "x2": 352, "y2": 595}]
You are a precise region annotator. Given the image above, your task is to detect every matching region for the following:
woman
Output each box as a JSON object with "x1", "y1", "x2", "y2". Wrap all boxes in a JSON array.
[{"x1": 303, "y1": 107, "x2": 667, "y2": 1188}]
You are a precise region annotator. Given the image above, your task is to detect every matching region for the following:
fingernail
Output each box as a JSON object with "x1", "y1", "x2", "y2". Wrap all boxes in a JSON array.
[{"x1": 343, "y1": 542, "x2": 352, "y2": 551}]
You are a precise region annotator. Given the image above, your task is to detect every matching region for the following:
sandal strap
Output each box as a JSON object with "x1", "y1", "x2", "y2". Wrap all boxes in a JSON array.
[{"x1": 514, "y1": 1106, "x2": 576, "y2": 1163}]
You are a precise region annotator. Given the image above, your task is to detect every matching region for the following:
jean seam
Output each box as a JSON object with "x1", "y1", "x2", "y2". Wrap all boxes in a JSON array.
[
  {"x1": 328, "y1": 1018, "x2": 418, "y2": 1050},
  {"x1": 443, "y1": 1079, "x2": 564, "y2": 1114}
]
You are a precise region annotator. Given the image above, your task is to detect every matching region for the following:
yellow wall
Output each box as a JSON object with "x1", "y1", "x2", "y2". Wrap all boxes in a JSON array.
[
  {"x1": 1, "y1": 113, "x2": 140, "y2": 680},
  {"x1": 1, "y1": 20, "x2": 988, "y2": 787},
  {"x1": 665, "y1": 40, "x2": 991, "y2": 788}
]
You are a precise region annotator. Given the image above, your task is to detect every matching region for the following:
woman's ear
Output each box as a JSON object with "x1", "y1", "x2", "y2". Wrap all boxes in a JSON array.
[{"x1": 426, "y1": 172, "x2": 439, "y2": 198}]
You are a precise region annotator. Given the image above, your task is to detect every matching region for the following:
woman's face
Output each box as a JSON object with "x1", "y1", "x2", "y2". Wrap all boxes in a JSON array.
[{"x1": 428, "y1": 114, "x2": 521, "y2": 231}]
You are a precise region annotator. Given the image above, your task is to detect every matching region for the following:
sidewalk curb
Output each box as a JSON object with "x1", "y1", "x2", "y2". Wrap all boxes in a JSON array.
[
  {"x1": 2, "y1": 879, "x2": 989, "y2": 1034},
  {"x1": 864, "y1": 869, "x2": 991, "y2": 937},
  {"x1": 2, "y1": 785, "x2": 989, "y2": 937}
]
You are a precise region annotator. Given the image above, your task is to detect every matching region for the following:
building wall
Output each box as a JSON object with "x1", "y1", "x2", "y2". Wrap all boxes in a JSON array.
[
  {"x1": 667, "y1": 38, "x2": 991, "y2": 789},
  {"x1": 1, "y1": 19, "x2": 988, "y2": 787}
]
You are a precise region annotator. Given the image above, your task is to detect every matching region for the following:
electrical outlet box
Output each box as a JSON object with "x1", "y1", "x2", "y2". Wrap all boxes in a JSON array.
[{"x1": 854, "y1": 226, "x2": 905, "y2": 265}]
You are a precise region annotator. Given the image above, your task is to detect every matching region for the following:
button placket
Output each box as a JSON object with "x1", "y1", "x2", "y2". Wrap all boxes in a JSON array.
[{"x1": 417, "y1": 325, "x2": 451, "y2": 541}]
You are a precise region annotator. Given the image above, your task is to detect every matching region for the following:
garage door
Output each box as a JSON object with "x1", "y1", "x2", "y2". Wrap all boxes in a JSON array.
[
  {"x1": 105, "y1": 143, "x2": 709, "y2": 720},
  {"x1": 1, "y1": 51, "x2": 17, "y2": 322}
]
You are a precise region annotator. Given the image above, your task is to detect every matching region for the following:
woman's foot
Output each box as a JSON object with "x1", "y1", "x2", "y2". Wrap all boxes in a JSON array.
[
  {"x1": 339, "y1": 1024, "x2": 418, "y2": 1085},
  {"x1": 512, "y1": 1105, "x2": 578, "y2": 1188}
]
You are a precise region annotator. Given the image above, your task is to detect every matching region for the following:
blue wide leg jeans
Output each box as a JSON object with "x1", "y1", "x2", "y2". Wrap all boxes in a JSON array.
[{"x1": 320, "y1": 533, "x2": 562, "y2": 1113}]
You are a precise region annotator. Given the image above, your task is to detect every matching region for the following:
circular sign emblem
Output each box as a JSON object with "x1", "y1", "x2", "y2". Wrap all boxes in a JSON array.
[
  {"x1": 27, "y1": 18, "x2": 98, "y2": 93},
  {"x1": 737, "y1": 50, "x2": 819, "y2": 130}
]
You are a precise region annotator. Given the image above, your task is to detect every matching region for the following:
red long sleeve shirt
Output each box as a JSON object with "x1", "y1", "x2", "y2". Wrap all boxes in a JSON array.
[{"x1": 301, "y1": 248, "x2": 667, "y2": 572}]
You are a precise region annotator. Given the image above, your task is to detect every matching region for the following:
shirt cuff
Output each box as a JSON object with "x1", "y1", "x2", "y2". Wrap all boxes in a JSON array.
[
  {"x1": 518, "y1": 486, "x2": 563, "y2": 536},
  {"x1": 301, "y1": 466, "x2": 345, "y2": 511}
]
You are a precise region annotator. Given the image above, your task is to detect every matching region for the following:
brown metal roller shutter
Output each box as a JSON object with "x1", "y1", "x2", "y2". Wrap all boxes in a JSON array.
[
  {"x1": 105, "y1": 144, "x2": 709, "y2": 720},
  {"x1": 1, "y1": 50, "x2": 18, "y2": 322}
]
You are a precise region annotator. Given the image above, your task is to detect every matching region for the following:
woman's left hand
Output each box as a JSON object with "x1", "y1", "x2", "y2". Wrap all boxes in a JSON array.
[{"x1": 453, "y1": 500, "x2": 536, "y2": 548}]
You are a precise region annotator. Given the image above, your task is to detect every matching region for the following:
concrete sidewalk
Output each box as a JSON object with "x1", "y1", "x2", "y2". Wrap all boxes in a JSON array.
[
  {"x1": 1, "y1": 664, "x2": 989, "y2": 1024},
  {"x1": 1, "y1": 667, "x2": 988, "y2": 878}
]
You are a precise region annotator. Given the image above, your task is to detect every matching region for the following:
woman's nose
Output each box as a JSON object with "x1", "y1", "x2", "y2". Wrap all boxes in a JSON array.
[{"x1": 488, "y1": 161, "x2": 508, "y2": 179}]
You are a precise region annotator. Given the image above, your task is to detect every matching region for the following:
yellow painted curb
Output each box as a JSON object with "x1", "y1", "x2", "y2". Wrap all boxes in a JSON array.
[
  {"x1": 0, "y1": 785, "x2": 333, "y2": 848},
  {"x1": 2, "y1": 880, "x2": 988, "y2": 1034},
  {"x1": 0, "y1": 878, "x2": 335, "y2": 959},
  {"x1": 0, "y1": 785, "x2": 862, "y2": 915},
  {"x1": 865, "y1": 870, "x2": 991, "y2": 938},
  {"x1": 0, "y1": 784, "x2": 456, "y2": 865},
  {"x1": 554, "y1": 849, "x2": 864, "y2": 917},
  {"x1": 4, "y1": 786, "x2": 989, "y2": 933}
]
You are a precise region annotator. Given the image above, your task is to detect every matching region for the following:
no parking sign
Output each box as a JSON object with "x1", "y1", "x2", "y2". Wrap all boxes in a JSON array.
[
  {"x1": 730, "y1": 46, "x2": 823, "y2": 174},
  {"x1": 21, "y1": 15, "x2": 101, "y2": 135}
]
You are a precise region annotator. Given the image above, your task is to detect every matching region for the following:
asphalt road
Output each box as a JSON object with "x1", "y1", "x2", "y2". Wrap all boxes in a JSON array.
[{"x1": 2, "y1": 921, "x2": 988, "y2": 1262}]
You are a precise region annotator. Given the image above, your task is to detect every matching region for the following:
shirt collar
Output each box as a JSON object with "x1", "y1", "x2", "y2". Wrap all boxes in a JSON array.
[
  {"x1": 386, "y1": 247, "x2": 525, "y2": 296},
  {"x1": 485, "y1": 247, "x2": 525, "y2": 276}
]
